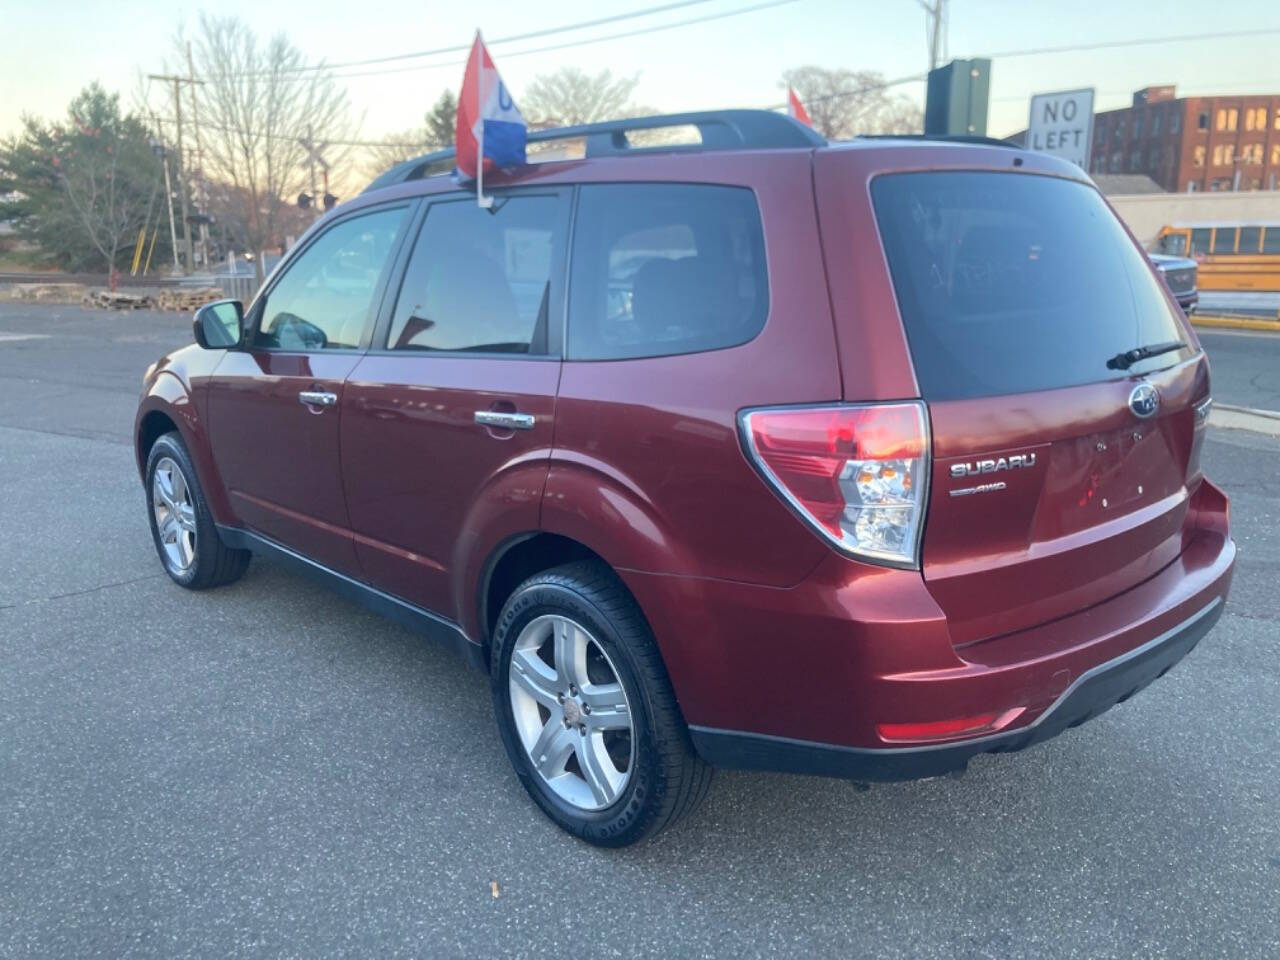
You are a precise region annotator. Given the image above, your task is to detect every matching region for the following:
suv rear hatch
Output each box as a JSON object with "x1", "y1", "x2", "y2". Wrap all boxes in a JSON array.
[{"x1": 865, "y1": 167, "x2": 1209, "y2": 647}]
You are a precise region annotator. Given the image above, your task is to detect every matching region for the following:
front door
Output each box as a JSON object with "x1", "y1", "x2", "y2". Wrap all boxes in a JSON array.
[
  {"x1": 207, "y1": 204, "x2": 411, "y2": 576},
  {"x1": 341, "y1": 191, "x2": 570, "y2": 619}
]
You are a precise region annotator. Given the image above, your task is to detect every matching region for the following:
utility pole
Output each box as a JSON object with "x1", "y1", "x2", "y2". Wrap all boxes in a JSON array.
[
  {"x1": 148, "y1": 72, "x2": 204, "y2": 274},
  {"x1": 298, "y1": 127, "x2": 329, "y2": 223},
  {"x1": 152, "y1": 141, "x2": 181, "y2": 272},
  {"x1": 185, "y1": 43, "x2": 211, "y2": 270},
  {"x1": 917, "y1": 0, "x2": 947, "y2": 71}
]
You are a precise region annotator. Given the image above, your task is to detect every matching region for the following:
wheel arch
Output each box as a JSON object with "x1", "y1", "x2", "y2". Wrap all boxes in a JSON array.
[
  {"x1": 134, "y1": 373, "x2": 238, "y2": 526},
  {"x1": 477, "y1": 532, "x2": 607, "y2": 656}
]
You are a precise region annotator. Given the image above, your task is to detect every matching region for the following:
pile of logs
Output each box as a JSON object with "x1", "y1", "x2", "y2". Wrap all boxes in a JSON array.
[
  {"x1": 9, "y1": 283, "x2": 87, "y2": 303},
  {"x1": 152, "y1": 287, "x2": 224, "y2": 312},
  {"x1": 82, "y1": 289, "x2": 155, "y2": 310}
]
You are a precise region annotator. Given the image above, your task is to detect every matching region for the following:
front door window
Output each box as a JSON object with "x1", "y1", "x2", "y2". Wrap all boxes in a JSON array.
[{"x1": 254, "y1": 207, "x2": 407, "y2": 351}]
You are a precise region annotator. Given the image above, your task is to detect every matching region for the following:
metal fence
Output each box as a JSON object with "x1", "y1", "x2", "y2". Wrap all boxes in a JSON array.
[{"x1": 213, "y1": 275, "x2": 258, "y2": 303}]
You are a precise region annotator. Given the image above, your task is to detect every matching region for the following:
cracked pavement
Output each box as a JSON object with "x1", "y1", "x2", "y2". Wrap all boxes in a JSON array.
[{"x1": 1, "y1": 303, "x2": 1278, "y2": 958}]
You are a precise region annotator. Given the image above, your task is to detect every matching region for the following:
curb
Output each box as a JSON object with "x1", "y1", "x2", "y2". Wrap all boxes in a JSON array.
[
  {"x1": 1210, "y1": 404, "x2": 1280, "y2": 437},
  {"x1": 1192, "y1": 314, "x2": 1280, "y2": 333}
]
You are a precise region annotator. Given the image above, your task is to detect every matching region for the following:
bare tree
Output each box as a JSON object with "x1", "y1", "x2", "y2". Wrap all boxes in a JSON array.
[
  {"x1": 782, "y1": 67, "x2": 923, "y2": 140},
  {"x1": 362, "y1": 90, "x2": 457, "y2": 181},
  {"x1": 522, "y1": 68, "x2": 644, "y2": 127},
  {"x1": 178, "y1": 15, "x2": 356, "y2": 283}
]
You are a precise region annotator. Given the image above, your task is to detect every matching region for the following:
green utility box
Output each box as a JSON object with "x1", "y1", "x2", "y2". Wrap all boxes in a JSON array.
[{"x1": 924, "y1": 59, "x2": 991, "y2": 137}]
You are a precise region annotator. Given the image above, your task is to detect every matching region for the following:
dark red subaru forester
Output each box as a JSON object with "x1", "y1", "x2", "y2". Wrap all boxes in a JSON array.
[{"x1": 135, "y1": 111, "x2": 1234, "y2": 846}]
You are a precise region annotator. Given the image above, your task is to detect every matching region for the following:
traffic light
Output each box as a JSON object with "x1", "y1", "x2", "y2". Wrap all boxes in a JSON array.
[
  {"x1": 297, "y1": 192, "x2": 312, "y2": 209},
  {"x1": 323, "y1": 193, "x2": 338, "y2": 211}
]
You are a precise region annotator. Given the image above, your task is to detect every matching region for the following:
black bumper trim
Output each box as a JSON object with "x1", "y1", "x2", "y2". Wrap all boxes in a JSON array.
[{"x1": 689, "y1": 597, "x2": 1223, "y2": 782}]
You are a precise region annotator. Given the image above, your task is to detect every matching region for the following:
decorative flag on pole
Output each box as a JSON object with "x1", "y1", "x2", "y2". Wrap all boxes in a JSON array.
[
  {"x1": 455, "y1": 31, "x2": 527, "y2": 208},
  {"x1": 787, "y1": 85, "x2": 813, "y2": 128}
]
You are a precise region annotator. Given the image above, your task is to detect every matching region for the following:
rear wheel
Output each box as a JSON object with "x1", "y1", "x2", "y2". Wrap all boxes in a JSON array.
[
  {"x1": 491, "y1": 561, "x2": 712, "y2": 846},
  {"x1": 145, "y1": 432, "x2": 249, "y2": 589}
]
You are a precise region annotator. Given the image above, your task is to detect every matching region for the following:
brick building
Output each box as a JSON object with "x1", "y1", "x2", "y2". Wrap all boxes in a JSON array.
[{"x1": 1090, "y1": 86, "x2": 1280, "y2": 192}]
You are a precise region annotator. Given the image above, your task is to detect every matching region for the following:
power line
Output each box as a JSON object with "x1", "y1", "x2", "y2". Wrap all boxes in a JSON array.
[
  {"x1": 150, "y1": 70, "x2": 926, "y2": 151},
  {"x1": 212, "y1": 0, "x2": 724, "y2": 79},
  {"x1": 973, "y1": 26, "x2": 1280, "y2": 60},
  {"x1": 327, "y1": 0, "x2": 803, "y2": 81}
]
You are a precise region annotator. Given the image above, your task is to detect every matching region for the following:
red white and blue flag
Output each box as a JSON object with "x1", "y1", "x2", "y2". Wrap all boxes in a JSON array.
[{"x1": 455, "y1": 31, "x2": 526, "y2": 190}]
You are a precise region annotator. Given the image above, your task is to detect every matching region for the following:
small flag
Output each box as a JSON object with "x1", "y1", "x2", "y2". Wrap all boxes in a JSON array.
[
  {"x1": 787, "y1": 85, "x2": 813, "y2": 128},
  {"x1": 456, "y1": 31, "x2": 526, "y2": 205}
]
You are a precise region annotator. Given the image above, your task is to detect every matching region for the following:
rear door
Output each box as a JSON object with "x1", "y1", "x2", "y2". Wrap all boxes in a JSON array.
[
  {"x1": 867, "y1": 169, "x2": 1209, "y2": 647},
  {"x1": 340, "y1": 190, "x2": 570, "y2": 619}
]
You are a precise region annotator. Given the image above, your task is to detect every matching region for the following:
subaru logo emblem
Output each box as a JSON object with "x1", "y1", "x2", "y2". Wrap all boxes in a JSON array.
[{"x1": 1129, "y1": 382, "x2": 1160, "y2": 419}]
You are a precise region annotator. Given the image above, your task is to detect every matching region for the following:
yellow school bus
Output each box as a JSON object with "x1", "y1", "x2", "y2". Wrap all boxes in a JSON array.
[{"x1": 1154, "y1": 223, "x2": 1280, "y2": 291}]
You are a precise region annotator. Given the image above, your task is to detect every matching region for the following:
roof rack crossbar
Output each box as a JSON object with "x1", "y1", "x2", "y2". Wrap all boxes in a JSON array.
[
  {"x1": 854, "y1": 133, "x2": 1022, "y2": 149},
  {"x1": 363, "y1": 109, "x2": 825, "y2": 193}
]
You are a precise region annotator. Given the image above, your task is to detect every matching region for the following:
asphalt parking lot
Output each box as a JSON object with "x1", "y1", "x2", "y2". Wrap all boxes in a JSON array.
[{"x1": 1, "y1": 302, "x2": 1278, "y2": 959}]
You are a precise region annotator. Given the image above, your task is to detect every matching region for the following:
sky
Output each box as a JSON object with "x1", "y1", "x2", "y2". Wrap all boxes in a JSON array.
[{"x1": 3, "y1": 0, "x2": 1279, "y2": 150}]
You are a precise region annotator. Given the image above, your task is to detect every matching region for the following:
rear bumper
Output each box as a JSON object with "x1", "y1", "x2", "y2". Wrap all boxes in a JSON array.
[
  {"x1": 689, "y1": 596, "x2": 1223, "y2": 781},
  {"x1": 624, "y1": 480, "x2": 1234, "y2": 781}
]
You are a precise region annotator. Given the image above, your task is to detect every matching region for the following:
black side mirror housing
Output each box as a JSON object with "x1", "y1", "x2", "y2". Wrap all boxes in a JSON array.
[{"x1": 193, "y1": 299, "x2": 245, "y2": 350}]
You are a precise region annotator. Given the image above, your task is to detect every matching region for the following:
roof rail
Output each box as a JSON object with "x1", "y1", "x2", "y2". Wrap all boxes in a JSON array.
[
  {"x1": 854, "y1": 133, "x2": 1022, "y2": 149},
  {"x1": 363, "y1": 109, "x2": 826, "y2": 194}
]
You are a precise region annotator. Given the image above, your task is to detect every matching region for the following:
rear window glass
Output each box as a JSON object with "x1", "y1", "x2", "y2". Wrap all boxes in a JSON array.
[
  {"x1": 567, "y1": 184, "x2": 768, "y2": 360},
  {"x1": 871, "y1": 172, "x2": 1189, "y2": 401}
]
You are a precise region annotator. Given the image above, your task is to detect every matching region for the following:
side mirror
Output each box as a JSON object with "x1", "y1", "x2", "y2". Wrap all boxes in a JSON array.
[{"x1": 193, "y1": 299, "x2": 244, "y2": 349}]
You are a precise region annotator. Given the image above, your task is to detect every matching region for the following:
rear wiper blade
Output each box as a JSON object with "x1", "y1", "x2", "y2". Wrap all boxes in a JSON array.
[{"x1": 1106, "y1": 340, "x2": 1186, "y2": 371}]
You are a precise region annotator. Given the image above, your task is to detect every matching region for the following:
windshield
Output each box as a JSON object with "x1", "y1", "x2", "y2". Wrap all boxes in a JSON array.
[{"x1": 871, "y1": 171, "x2": 1189, "y2": 401}]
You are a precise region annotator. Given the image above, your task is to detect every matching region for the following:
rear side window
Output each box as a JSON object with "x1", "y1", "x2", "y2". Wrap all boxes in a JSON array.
[
  {"x1": 1211, "y1": 227, "x2": 1238, "y2": 255},
  {"x1": 567, "y1": 184, "x2": 768, "y2": 360},
  {"x1": 871, "y1": 172, "x2": 1188, "y2": 401},
  {"x1": 1238, "y1": 226, "x2": 1261, "y2": 253},
  {"x1": 387, "y1": 195, "x2": 568, "y2": 354}
]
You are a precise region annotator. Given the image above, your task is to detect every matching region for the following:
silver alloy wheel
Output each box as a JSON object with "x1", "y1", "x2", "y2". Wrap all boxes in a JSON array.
[
  {"x1": 508, "y1": 614, "x2": 634, "y2": 811},
  {"x1": 152, "y1": 456, "x2": 197, "y2": 572}
]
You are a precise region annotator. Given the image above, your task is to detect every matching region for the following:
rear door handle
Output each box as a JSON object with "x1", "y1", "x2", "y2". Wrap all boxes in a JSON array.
[
  {"x1": 298, "y1": 390, "x2": 338, "y2": 408},
  {"x1": 474, "y1": 410, "x2": 535, "y2": 431}
]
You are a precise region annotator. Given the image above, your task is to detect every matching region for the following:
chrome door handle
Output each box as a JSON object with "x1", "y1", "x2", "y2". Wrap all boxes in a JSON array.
[
  {"x1": 298, "y1": 390, "x2": 338, "y2": 408},
  {"x1": 474, "y1": 410, "x2": 535, "y2": 431}
]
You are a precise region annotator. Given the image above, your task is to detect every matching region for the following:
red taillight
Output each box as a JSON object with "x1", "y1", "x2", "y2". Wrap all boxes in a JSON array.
[
  {"x1": 739, "y1": 402, "x2": 930, "y2": 567},
  {"x1": 877, "y1": 707, "x2": 1025, "y2": 743}
]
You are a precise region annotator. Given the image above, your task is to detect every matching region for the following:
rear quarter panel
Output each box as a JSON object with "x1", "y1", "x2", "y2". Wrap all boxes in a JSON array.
[{"x1": 541, "y1": 151, "x2": 842, "y2": 587}]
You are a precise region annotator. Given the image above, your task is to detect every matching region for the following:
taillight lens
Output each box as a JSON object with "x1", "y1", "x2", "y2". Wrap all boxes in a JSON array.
[{"x1": 739, "y1": 402, "x2": 930, "y2": 568}]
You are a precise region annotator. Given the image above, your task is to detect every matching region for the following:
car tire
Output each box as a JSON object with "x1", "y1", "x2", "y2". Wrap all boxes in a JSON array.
[
  {"x1": 491, "y1": 560, "x2": 712, "y2": 846},
  {"x1": 145, "y1": 431, "x2": 250, "y2": 590}
]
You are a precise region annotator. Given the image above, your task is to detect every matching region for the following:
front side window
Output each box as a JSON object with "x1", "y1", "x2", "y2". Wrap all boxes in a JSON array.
[
  {"x1": 254, "y1": 207, "x2": 406, "y2": 350},
  {"x1": 386, "y1": 194, "x2": 568, "y2": 353},
  {"x1": 567, "y1": 184, "x2": 768, "y2": 361},
  {"x1": 1158, "y1": 233, "x2": 1187, "y2": 255}
]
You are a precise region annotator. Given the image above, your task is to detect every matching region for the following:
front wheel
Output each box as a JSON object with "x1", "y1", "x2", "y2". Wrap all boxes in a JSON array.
[
  {"x1": 145, "y1": 432, "x2": 249, "y2": 589},
  {"x1": 491, "y1": 561, "x2": 712, "y2": 846}
]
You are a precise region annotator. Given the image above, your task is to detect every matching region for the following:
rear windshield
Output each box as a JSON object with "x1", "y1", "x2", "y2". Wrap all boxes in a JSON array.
[{"x1": 871, "y1": 171, "x2": 1189, "y2": 401}]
